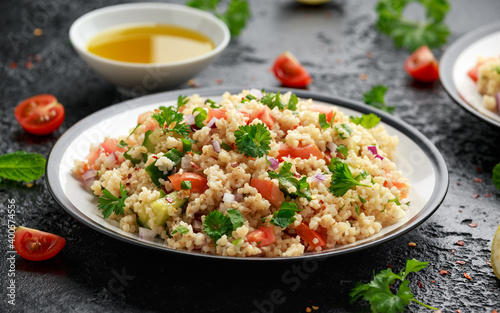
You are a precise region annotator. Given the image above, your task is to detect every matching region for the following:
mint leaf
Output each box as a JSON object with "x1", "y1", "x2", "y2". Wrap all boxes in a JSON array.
[
  {"x1": 0, "y1": 151, "x2": 46, "y2": 182},
  {"x1": 493, "y1": 162, "x2": 500, "y2": 190}
]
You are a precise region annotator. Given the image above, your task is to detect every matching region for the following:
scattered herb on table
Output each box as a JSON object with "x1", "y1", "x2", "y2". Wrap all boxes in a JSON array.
[
  {"x1": 0, "y1": 151, "x2": 46, "y2": 182},
  {"x1": 350, "y1": 259, "x2": 438, "y2": 312},
  {"x1": 234, "y1": 123, "x2": 272, "y2": 158},
  {"x1": 493, "y1": 162, "x2": 500, "y2": 190},
  {"x1": 187, "y1": 0, "x2": 251, "y2": 37},
  {"x1": 363, "y1": 85, "x2": 395, "y2": 114},
  {"x1": 97, "y1": 183, "x2": 128, "y2": 219},
  {"x1": 152, "y1": 106, "x2": 190, "y2": 137},
  {"x1": 375, "y1": 0, "x2": 450, "y2": 51}
]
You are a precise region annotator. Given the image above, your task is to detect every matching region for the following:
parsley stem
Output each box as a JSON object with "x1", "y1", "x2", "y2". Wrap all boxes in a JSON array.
[{"x1": 411, "y1": 298, "x2": 438, "y2": 310}]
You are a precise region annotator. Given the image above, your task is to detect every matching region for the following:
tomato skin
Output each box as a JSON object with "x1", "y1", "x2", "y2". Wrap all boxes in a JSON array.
[
  {"x1": 14, "y1": 94, "x2": 65, "y2": 135},
  {"x1": 101, "y1": 138, "x2": 127, "y2": 155},
  {"x1": 14, "y1": 226, "x2": 65, "y2": 261},
  {"x1": 272, "y1": 51, "x2": 312, "y2": 88},
  {"x1": 278, "y1": 143, "x2": 324, "y2": 161},
  {"x1": 251, "y1": 106, "x2": 276, "y2": 129},
  {"x1": 311, "y1": 105, "x2": 335, "y2": 122},
  {"x1": 296, "y1": 223, "x2": 327, "y2": 249},
  {"x1": 247, "y1": 226, "x2": 276, "y2": 247},
  {"x1": 169, "y1": 172, "x2": 208, "y2": 193},
  {"x1": 404, "y1": 46, "x2": 439, "y2": 83},
  {"x1": 467, "y1": 57, "x2": 495, "y2": 83},
  {"x1": 250, "y1": 178, "x2": 284, "y2": 208},
  {"x1": 207, "y1": 108, "x2": 227, "y2": 121}
]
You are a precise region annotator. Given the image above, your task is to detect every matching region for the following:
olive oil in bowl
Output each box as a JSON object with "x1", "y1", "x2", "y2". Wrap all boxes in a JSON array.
[{"x1": 87, "y1": 24, "x2": 215, "y2": 64}]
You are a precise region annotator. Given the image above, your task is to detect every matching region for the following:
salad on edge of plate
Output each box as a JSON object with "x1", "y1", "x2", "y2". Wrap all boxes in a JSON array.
[
  {"x1": 73, "y1": 89, "x2": 410, "y2": 257},
  {"x1": 467, "y1": 55, "x2": 500, "y2": 114}
]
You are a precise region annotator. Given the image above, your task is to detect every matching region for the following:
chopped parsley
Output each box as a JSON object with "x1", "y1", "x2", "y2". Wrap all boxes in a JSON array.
[
  {"x1": 227, "y1": 209, "x2": 244, "y2": 229},
  {"x1": 376, "y1": 0, "x2": 450, "y2": 51},
  {"x1": 205, "y1": 99, "x2": 219, "y2": 108},
  {"x1": 172, "y1": 225, "x2": 189, "y2": 235},
  {"x1": 354, "y1": 202, "x2": 360, "y2": 215},
  {"x1": 221, "y1": 142, "x2": 232, "y2": 151},
  {"x1": 181, "y1": 138, "x2": 192, "y2": 153},
  {"x1": 177, "y1": 95, "x2": 189, "y2": 109},
  {"x1": 388, "y1": 195, "x2": 401, "y2": 205},
  {"x1": 350, "y1": 259, "x2": 438, "y2": 312},
  {"x1": 363, "y1": 85, "x2": 395, "y2": 114},
  {"x1": 203, "y1": 210, "x2": 242, "y2": 244},
  {"x1": 335, "y1": 124, "x2": 353, "y2": 140},
  {"x1": 192, "y1": 107, "x2": 207, "y2": 128},
  {"x1": 336, "y1": 144, "x2": 348, "y2": 158},
  {"x1": 268, "y1": 162, "x2": 312, "y2": 201},
  {"x1": 349, "y1": 113, "x2": 381, "y2": 129},
  {"x1": 329, "y1": 162, "x2": 371, "y2": 197},
  {"x1": 270, "y1": 202, "x2": 300, "y2": 228},
  {"x1": 117, "y1": 140, "x2": 128, "y2": 148},
  {"x1": 260, "y1": 91, "x2": 298, "y2": 111},
  {"x1": 152, "y1": 106, "x2": 190, "y2": 137},
  {"x1": 234, "y1": 123, "x2": 272, "y2": 158},
  {"x1": 181, "y1": 181, "x2": 192, "y2": 190},
  {"x1": 97, "y1": 183, "x2": 128, "y2": 219},
  {"x1": 319, "y1": 113, "x2": 329, "y2": 129},
  {"x1": 495, "y1": 66, "x2": 500, "y2": 75},
  {"x1": 287, "y1": 94, "x2": 299, "y2": 111},
  {"x1": 358, "y1": 195, "x2": 366, "y2": 203}
]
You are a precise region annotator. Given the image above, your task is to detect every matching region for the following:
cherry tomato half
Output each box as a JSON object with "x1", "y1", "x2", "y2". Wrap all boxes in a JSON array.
[
  {"x1": 272, "y1": 51, "x2": 312, "y2": 88},
  {"x1": 404, "y1": 46, "x2": 439, "y2": 83},
  {"x1": 169, "y1": 172, "x2": 209, "y2": 193},
  {"x1": 14, "y1": 226, "x2": 66, "y2": 261},
  {"x1": 247, "y1": 226, "x2": 276, "y2": 247},
  {"x1": 14, "y1": 94, "x2": 65, "y2": 135}
]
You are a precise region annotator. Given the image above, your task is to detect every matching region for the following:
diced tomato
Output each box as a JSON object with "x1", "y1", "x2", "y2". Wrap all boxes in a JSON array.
[
  {"x1": 137, "y1": 111, "x2": 157, "y2": 132},
  {"x1": 404, "y1": 46, "x2": 439, "y2": 83},
  {"x1": 467, "y1": 57, "x2": 495, "y2": 83},
  {"x1": 278, "y1": 143, "x2": 324, "y2": 161},
  {"x1": 247, "y1": 226, "x2": 276, "y2": 247},
  {"x1": 311, "y1": 105, "x2": 335, "y2": 122},
  {"x1": 384, "y1": 181, "x2": 408, "y2": 199},
  {"x1": 137, "y1": 112, "x2": 152, "y2": 124},
  {"x1": 207, "y1": 108, "x2": 227, "y2": 122},
  {"x1": 251, "y1": 106, "x2": 275, "y2": 129},
  {"x1": 169, "y1": 172, "x2": 208, "y2": 193},
  {"x1": 101, "y1": 138, "x2": 127, "y2": 155},
  {"x1": 296, "y1": 223, "x2": 327, "y2": 249},
  {"x1": 85, "y1": 146, "x2": 103, "y2": 168},
  {"x1": 272, "y1": 51, "x2": 312, "y2": 88},
  {"x1": 14, "y1": 226, "x2": 66, "y2": 261},
  {"x1": 14, "y1": 94, "x2": 65, "y2": 135},
  {"x1": 250, "y1": 179, "x2": 284, "y2": 208}
]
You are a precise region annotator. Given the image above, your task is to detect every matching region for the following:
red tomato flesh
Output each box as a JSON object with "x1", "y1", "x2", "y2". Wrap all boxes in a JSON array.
[
  {"x1": 250, "y1": 178, "x2": 284, "y2": 208},
  {"x1": 296, "y1": 223, "x2": 327, "y2": 249},
  {"x1": 467, "y1": 57, "x2": 495, "y2": 83},
  {"x1": 251, "y1": 106, "x2": 276, "y2": 129},
  {"x1": 169, "y1": 172, "x2": 208, "y2": 193},
  {"x1": 247, "y1": 226, "x2": 276, "y2": 247},
  {"x1": 272, "y1": 51, "x2": 312, "y2": 88},
  {"x1": 101, "y1": 138, "x2": 127, "y2": 155},
  {"x1": 311, "y1": 105, "x2": 335, "y2": 122},
  {"x1": 278, "y1": 143, "x2": 324, "y2": 161},
  {"x1": 14, "y1": 94, "x2": 65, "y2": 135},
  {"x1": 404, "y1": 46, "x2": 439, "y2": 83},
  {"x1": 14, "y1": 226, "x2": 66, "y2": 261},
  {"x1": 207, "y1": 108, "x2": 227, "y2": 122}
]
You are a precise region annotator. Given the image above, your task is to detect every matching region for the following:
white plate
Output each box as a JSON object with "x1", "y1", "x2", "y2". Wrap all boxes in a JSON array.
[
  {"x1": 441, "y1": 21, "x2": 500, "y2": 128},
  {"x1": 46, "y1": 87, "x2": 448, "y2": 260}
]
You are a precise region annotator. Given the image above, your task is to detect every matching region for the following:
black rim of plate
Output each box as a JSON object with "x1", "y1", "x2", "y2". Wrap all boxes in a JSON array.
[
  {"x1": 46, "y1": 87, "x2": 449, "y2": 261},
  {"x1": 440, "y1": 21, "x2": 500, "y2": 128}
]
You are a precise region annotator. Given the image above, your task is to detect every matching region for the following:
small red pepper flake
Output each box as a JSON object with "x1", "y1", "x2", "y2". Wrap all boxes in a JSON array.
[
  {"x1": 417, "y1": 280, "x2": 423, "y2": 288},
  {"x1": 215, "y1": 78, "x2": 223, "y2": 84},
  {"x1": 456, "y1": 240, "x2": 465, "y2": 246},
  {"x1": 491, "y1": 310, "x2": 498, "y2": 313},
  {"x1": 127, "y1": 173, "x2": 132, "y2": 179},
  {"x1": 472, "y1": 193, "x2": 480, "y2": 199},
  {"x1": 486, "y1": 260, "x2": 492, "y2": 266},
  {"x1": 34, "y1": 54, "x2": 42, "y2": 63},
  {"x1": 366, "y1": 51, "x2": 373, "y2": 58},
  {"x1": 408, "y1": 242, "x2": 417, "y2": 247},
  {"x1": 458, "y1": 209, "x2": 463, "y2": 213},
  {"x1": 431, "y1": 280, "x2": 436, "y2": 283},
  {"x1": 451, "y1": 249, "x2": 456, "y2": 253},
  {"x1": 473, "y1": 177, "x2": 483, "y2": 183},
  {"x1": 439, "y1": 269, "x2": 449, "y2": 276},
  {"x1": 456, "y1": 260, "x2": 466, "y2": 265},
  {"x1": 190, "y1": 162, "x2": 200, "y2": 170},
  {"x1": 387, "y1": 264, "x2": 392, "y2": 268},
  {"x1": 476, "y1": 167, "x2": 482, "y2": 173},
  {"x1": 360, "y1": 74, "x2": 367, "y2": 80},
  {"x1": 9, "y1": 61, "x2": 17, "y2": 69},
  {"x1": 231, "y1": 162, "x2": 239, "y2": 168},
  {"x1": 152, "y1": 156, "x2": 159, "y2": 160},
  {"x1": 485, "y1": 193, "x2": 493, "y2": 197},
  {"x1": 468, "y1": 223, "x2": 478, "y2": 228},
  {"x1": 457, "y1": 181, "x2": 461, "y2": 186},
  {"x1": 457, "y1": 310, "x2": 462, "y2": 313},
  {"x1": 135, "y1": 167, "x2": 140, "y2": 170},
  {"x1": 463, "y1": 272, "x2": 472, "y2": 280},
  {"x1": 25, "y1": 60, "x2": 33, "y2": 69}
]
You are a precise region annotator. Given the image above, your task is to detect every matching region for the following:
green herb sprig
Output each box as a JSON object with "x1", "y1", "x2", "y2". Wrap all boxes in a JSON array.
[
  {"x1": 152, "y1": 106, "x2": 190, "y2": 137},
  {"x1": 97, "y1": 183, "x2": 128, "y2": 219},
  {"x1": 329, "y1": 162, "x2": 371, "y2": 197},
  {"x1": 234, "y1": 124, "x2": 272, "y2": 158},
  {"x1": 268, "y1": 162, "x2": 312, "y2": 201},
  {"x1": 363, "y1": 85, "x2": 395, "y2": 114},
  {"x1": 350, "y1": 259, "x2": 438, "y2": 312},
  {"x1": 203, "y1": 209, "x2": 244, "y2": 244},
  {"x1": 270, "y1": 202, "x2": 300, "y2": 228}
]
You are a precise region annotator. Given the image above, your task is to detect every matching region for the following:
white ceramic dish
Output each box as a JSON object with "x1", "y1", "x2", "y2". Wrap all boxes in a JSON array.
[
  {"x1": 440, "y1": 21, "x2": 500, "y2": 128},
  {"x1": 46, "y1": 87, "x2": 448, "y2": 260},
  {"x1": 69, "y1": 3, "x2": 230, "y2": 91}
]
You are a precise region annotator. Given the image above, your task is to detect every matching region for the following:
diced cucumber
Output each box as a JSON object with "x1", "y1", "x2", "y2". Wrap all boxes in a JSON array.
[
  {"x1": 136, "y1": 211, "x2": 150, "y2": 229},
  {"x1": 150, "y1": 191, "x2": 187, "y2": 226}
]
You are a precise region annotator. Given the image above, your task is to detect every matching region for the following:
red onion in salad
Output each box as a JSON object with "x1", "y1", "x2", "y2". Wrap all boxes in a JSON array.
[
  {"x1": 233, "y1": 191, "x2": 244, "y2": 202},
  {"x1": 82, "y1": 169, "x2": 97, "y2": 188},
  {"x1": 139, "y1": 227, "x2": 155, "y2": 241},
  {"x1": 207, "y1": 117, "x2": 218, "y2": 128},
  {"x1": 185, "y1": 114, "x2": 195, "y2": 125},
  {"x1": 367, "y1": 146, "x2": 384, "y2": 160},
  {"x1": 193, "y1": 220, "x2": 203, "y2": 232},
  {"x1": 249, "y1": 88, "x2": 263, "y2": 100},
  {"x1": 267, "y1": 157, "x2": 279, "y2": 170},
  {"x1": 212, "y1": 140, "x2": 221, "y2": 153},
  {"x1": 311, "y1": 173, "x2": 327, "y2": 182},
  {"x1": 326, "y1": 142, "x2": 337, "y2": 152},
  {"x1": 104, "y1": 152, "x2": 117, "y2": 168}
]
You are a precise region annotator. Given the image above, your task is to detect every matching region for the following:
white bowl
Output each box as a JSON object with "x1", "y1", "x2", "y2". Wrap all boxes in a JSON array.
[{"x1": 69, "y1": 3, "x2": 230, "y2": 91}]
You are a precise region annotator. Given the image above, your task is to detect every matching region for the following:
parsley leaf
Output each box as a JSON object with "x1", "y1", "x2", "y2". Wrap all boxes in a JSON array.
[
  {"x1": 376, "y1": 0, "x2": 450, "y2": 51},
  {"x1": 495, "y1": 66, "x2": 500, "y2": 75},
  {"x1": 363, "y1": 85, "x2": 395, "y2": 114},
  {"x1": 181, "y1": 181, "x2": 192, "y2": 190},
  {"x1": 350, "y1": 259, "x2": 438, "y2": 312},
  {"x1": 493, "y1": 162, "x2": 500, "y2": 191},
  {"x1": 336, "y1": 144, "x2": 348, "y2": 158},
  {"x1": 234, "y1": 124, "x2": 272, "y2": 158},
  {"x1": 177, "y1": 95, "x2": 189, "y2": 109},
  {"x1": 350, "y1": 113, "x2": 381, "y2": 129},
  {"x1": 287, "y1": 94, "x2": 299, "y2": 111},
  {"x1": 172, "y1": 225, "x2": 189, "y2": 235},
  {"x1": 329, "y1": 162, "x2": 370, "y2": 197},
  {"x1": 192, "y1": 107, "x2": 207, "y2": 128},
  {"x1": 187, "y1": 0, "x2": 251, "y2": 37},
  {"x1": 152, "y1": 106, "x2": 190, "y2": 137},
  {"x1": 97, "y1": 183, "x2": 128, "y2": 219},
  {"x1": 319, "y1": 113, "x2": 329, "y2": 129},
  {"x1": 270, "y1": 202, "x2": 300, "y2": 228},
  {"x1": 227, "y1": 208, "x2": 244, "y2": 229},
  {"x1": 268, "y1": 162, "x2": 312, "y2": 201},
  {"x1": 260, "y1": 91, "x2": 286, "y2": 110},
  {"x1": 0, "y1": 151, "x2": 46, "y2": 182},
  {"x1": 203, "y1": 211, "x2": 233, "y2": 244},
  {"x1": 335, "y1": 124, "x2": 353, "y2": 140}
]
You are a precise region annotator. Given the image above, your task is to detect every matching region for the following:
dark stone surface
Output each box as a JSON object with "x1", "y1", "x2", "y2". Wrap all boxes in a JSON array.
[{"x1": 1, "y1": 0, "x2": 500, "y2": 312}]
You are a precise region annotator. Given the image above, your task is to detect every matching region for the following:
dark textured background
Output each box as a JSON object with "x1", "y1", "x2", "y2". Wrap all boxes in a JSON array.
[{"x1": 1, "y1": 0, "x2": 500, "y2": 312}]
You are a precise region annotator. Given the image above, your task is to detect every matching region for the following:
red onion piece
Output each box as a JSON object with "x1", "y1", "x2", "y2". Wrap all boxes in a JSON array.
[
  {"x1": 223, "y1": 193, "x2": 235, "y2": 202},
  {"x1": 166, "y1": 197, "x2": 174, "y2": 203},
  {"x1": 368, "y1": 145, "x2": 384, "y2": 160},
  {"x1": 207, "y1": 117, "x2": 218, "y2": 128},
  {"x1": 193, "y1": 220, "x2": 202, "y2": 232},
  {"x1": 311, "y1": 173, "x2": 327, "y2": 182},
  {"x1": 268, "y1": 157, "x2": 279, "y2": 170},
  {"x1": 185, "y1": 114, "x2": 195, "y2": 125},
  {"x1": 104, "y1": 152, "x2": 117, "y2": 168},
  {"x1": 139, "y1": 227, "x2": 155, "y2": 241},
  {"x1": 327, "y1": 142, "x2": 337, "y2": 152},
  {"x1": 212, "y1": 140, "x2": 221, "y2": 153},
  {"x1": 496, "y1": 92, "x2": 500, "y2": 113},
  {"x1": 82, "y1": 169, "x2": 97, "y2": 188},
  {"x1": 233, "y1": 191, "x2": 244, "y2": 202},
  {"x1": 249, "y1": 89, "x2": 263, "y2": 100}
]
